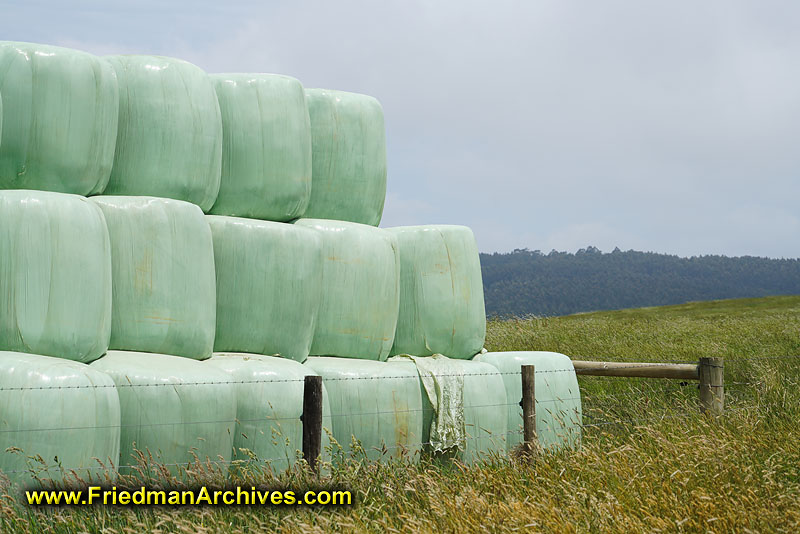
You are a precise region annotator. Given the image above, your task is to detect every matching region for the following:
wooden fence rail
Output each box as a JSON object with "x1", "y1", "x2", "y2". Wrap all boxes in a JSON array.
[
  {"x1": 521, "y1": 357, "x2": 724, "y2": 453},
  {"x1": 571, "y1": 360, "x2": 699, "y2": 380}
]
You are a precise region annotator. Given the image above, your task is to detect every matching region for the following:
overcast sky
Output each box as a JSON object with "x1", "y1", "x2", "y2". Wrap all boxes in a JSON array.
[{"x1": 3, "y1": 1, "x2": 799, "y2": 257}]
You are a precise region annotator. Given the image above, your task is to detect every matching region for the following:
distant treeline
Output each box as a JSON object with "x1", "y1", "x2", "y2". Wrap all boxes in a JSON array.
[{"x1": 480, "y1": 247, "x2": 800, "y2": 317}]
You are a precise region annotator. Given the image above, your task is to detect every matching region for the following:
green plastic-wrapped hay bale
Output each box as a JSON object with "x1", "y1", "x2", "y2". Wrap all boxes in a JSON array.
[
  {"x1": 446, "y1": 359, "x2": 506, "y2": 464},
  {"x1": 208, "y1": 216, "x2": 322, "y2": 362},
  {"x1": 473, "y1": 351, "x2": 582, "y2": 451},
  {"x1": 0, "y1": 351, "x2": 120, "y2": 486},
  {"x1": 0, "y1": 41, "x2": 118, "y2": 195},
  {"x1": 294, "y1": 219, "x2": 399, "y2": 361},
  {"x1": 206, "y1": 353, "x2": 331, "y2": 472},
  {"x1": 0, "y1": 190, "x2": 112, "y2": 363},
  {"x1": 389, "y1": 225, "x2": 486, "y2": 359},
  {"x1": 304, "y1": 89, "x2": 387, "y2": 226},
  {"x1": 304, "y1": 357, "x2": 424, "y2": 462},
  {"x1": 91, "y1": 197, "x2": 216, "y2": 360},
  {"x1": 393, "y1": 355, "x2": 507, "y2": 464},
  {"x1": 104, "y1": 55, "x2": 222, "y2": 212},
  {"x1": 209, "y1": 74, "x2": 312, "y2": 221},
  {"x1": 90, "y1": 351, "x2": 236, "y2": 475}
]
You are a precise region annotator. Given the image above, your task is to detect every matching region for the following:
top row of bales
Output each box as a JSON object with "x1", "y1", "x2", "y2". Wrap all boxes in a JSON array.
[{"x1": 0, "y1": 41, "x2": 386, "y2": 226}]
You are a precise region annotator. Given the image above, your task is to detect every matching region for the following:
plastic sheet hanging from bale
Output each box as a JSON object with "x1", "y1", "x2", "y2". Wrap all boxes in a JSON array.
[
  {"x1": 90, "y1": 351, "x2": 236, "y2": 475},
  {"x1": 209, "y1": 74, "x2": 312, "y2": 221},
  {"x1": 206, "y1": 353, "x2": 331, "y2": 472},
  {"x1": 0, "y1": 190, "x2": 112, "y2": 363},
  {"x1": 389, "y1": 225, "x2": 486, "y2": 359},
  {"x1": 208, "y1": 216, "x2": 322, "y2": 363},
  {"x1": 91, "y1": 196, "x2": 216, "y2": 360},
  {"x1": 390, "y1": 354, "x2": 465, "y2": 452},
  {"x1": 0, "y1": 351, "x2": 120, "y2": 486},
  {"x1": 303, "y1": 357, "x2": 424, "y2": 462},
  {"x1": 104, "y1": 55, "x2": 222, "y2": 212},
  {"x1": 473, "y1": 351, "x2": 582, "y2": 451},
  {"x1": 303, "y1": 89, "x2": 387, "y2": 226},
  {"x1": 0, "y1": 41, "x2": 118, "y2": 195},
  {"x1": 294, "y1": 219, "x2": 399, "y2": 361},
  {"x1": 392, "y1": 354, "x2": 507, "y2": 464}
]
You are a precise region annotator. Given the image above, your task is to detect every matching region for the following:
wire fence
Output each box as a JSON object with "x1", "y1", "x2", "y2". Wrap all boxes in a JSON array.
[
  {"x1": 5, "y1": 352, "x2": 797, "y2": 392},
  {"x1": 0, "y1": 354, "x2": 796, "y2": 479},
  {"x1": 4, "y1": 356, "x2": 780, "y2": 391},
  {"x1": 3, "y1": 354, "x2": 797, "y2": 392}
]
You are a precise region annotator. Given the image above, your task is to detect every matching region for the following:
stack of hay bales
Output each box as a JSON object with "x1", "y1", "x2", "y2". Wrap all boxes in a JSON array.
[
  {"x1": 0, "y1": 40, "x2": 582, "y2": 485},
  {"x1": 86, "y1": 195, "x2": 236, "y2": 474},
  {"x1": 209, "y1": 82, "x2": 411, "y2": 462},
  {"x1": 0, "y1": 44, "x2": 120, "y2": 483},
  {"x1": 0, "y1": 187, "x2": 118, "y2": 484}
]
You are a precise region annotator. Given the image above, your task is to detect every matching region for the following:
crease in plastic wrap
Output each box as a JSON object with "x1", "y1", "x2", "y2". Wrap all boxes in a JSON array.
[
  {"x1": 303, "y1": 357, "x2": 424, "y2": 462},
  {"x1": 104, "y1": 55, "x2": 222, "y2": 212},
  {"x1": 91, "y1": 196, "x2": 216, "y2": 360},
  {"x1": 209, "y1": 74, "x2": 312, "y2": 221},
  {"x1": 208, "y1": 216, "x2": 322, "y2": 362},
  {"x1": 90, "y1": 351, "x2": 237, "y2": 475},
  {"x1": 0, "y1": 352, "x2": 120, "y2": 486},
  {"x1": 0, "y1": 190, "x2": 112, "y2": 363},
  {"x1": 389, "y1": 225, "x2": 486, "y2": 359},
  {"x1": 206, "y1": 353, "x2": 331, "y2": 472},
  {"x1": 295, "y1": 219, "x2": 399, "y2": 361},
  {"x1": 474, "y1": 351, "x2": 582, "y2": 451},
  {"x1": 303, "y1": 89, "x2": 387, "y2": 226},
  {"x1": 389, "y1": 354, "x2": 465, "y2": 452},
  {"x1": 0, "y1": 41, "x2": 118, "y2": 195}
]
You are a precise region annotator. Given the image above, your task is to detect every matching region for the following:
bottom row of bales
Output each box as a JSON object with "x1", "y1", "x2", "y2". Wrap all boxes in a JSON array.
[{"x1": 0, "y1": 351, "x2": 582, "y2": 487}]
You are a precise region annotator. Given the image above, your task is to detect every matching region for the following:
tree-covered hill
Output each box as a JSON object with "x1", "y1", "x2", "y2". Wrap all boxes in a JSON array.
[{"x1": 480, "y1": 247, "x2": 800, "y2": 317}]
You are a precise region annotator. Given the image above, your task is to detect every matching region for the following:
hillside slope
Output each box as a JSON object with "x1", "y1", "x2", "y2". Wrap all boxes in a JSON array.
[{"x1": 481, "y1": 248, "x2": 800, "y2": 316}]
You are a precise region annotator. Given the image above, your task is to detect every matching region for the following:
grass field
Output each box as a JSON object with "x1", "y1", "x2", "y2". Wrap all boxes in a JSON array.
[{"x1": 2, "y1": 296, "x2": 799, "y2": 533}]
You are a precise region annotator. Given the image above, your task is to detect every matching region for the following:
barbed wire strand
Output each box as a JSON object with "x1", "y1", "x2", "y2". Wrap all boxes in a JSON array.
[
  {"x1": 0, "y1": 364, "x2": 683, "y2": 391},
  {"x1": 0, "y1": 353, "x2": 794, "y2": 391}
]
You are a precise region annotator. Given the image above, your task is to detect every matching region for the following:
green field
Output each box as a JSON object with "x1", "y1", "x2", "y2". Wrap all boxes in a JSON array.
[{"x1": 3, "y1": 296, "x2": 799, "y2": 533}]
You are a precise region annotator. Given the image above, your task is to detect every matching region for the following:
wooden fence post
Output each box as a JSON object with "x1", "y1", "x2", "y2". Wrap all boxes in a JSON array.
[
  {"x1": 302, "y1": 375, "x2": 323, "y2": 474},
  {"x1": 521, "y1": 365, "x2": 536, "y2": 454},
  {"x1": 698, "y1": 357, "x2": 724, "y2": 416}
]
